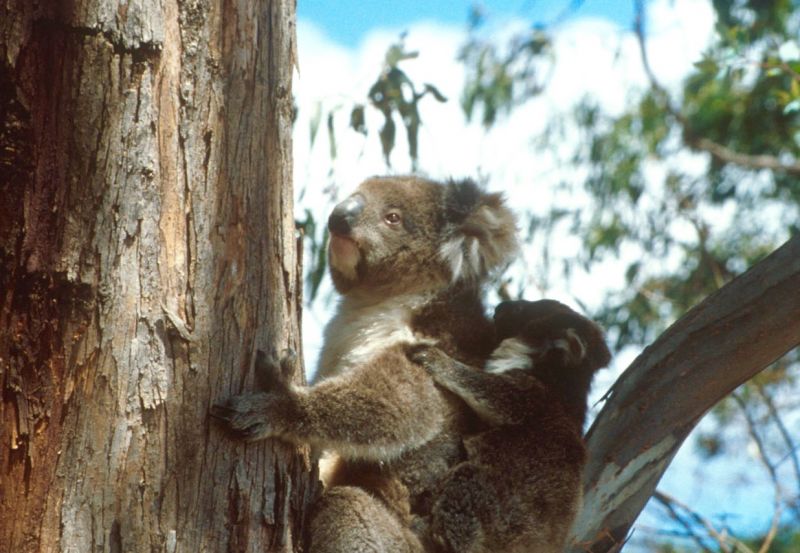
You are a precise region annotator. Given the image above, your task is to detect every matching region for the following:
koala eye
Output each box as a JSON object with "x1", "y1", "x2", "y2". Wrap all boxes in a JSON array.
[{"x1": 384, "y1": 211, "x2": 402, "y2": 226}]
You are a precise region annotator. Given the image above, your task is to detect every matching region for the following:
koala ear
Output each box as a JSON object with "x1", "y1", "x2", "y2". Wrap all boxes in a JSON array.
[{"x1": 439, "y1": 179, "x2": 518, "y2": 283}]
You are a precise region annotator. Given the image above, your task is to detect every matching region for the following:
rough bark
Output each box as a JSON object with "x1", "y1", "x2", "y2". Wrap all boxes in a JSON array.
[
  {"x1": 569, "y1": 234, "x2": 800, "y2": 552},
  {"x1": 0, "y1": 1, "x2": 318, "y2": 552}
]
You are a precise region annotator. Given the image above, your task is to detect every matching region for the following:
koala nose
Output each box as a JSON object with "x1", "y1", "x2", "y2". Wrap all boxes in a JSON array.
[{"x1": 328, "y1": 194, "x2": 365, "y2": 235}]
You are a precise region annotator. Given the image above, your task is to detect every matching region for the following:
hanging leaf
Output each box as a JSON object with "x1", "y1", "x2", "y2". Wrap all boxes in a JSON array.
[
  {"x1": 379, "y1": 116, "x2": 396, "y2": 166},
  {"x1": 422, "y1": 84, "x2": 448, "y2": 103},
  {"x1": 326, "y1": 112, "x2": 337, "y2": 161},
  {"x1": 309, "y1": 101, "x2": 323, "y2": 147},
  {"x1": 350, "y1": 104, "x2": 366, "y2": 135}
]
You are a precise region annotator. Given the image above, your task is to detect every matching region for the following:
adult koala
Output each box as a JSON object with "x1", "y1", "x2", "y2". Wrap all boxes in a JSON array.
[{"x1": 212, "y1": 175, "x2": 517, "y2": 551}]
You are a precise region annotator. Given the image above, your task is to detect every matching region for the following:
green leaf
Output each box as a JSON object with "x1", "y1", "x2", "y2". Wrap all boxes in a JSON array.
[
  {"x1": 309, "y1": 102, "x2": 323, "y2": 147},
  {"x1": 422, "y1": 84, "x2": 448, "y2": 103},
  {"x1": 326, "y1": 112, "x2": 337, "y2": 161},
  {"x1": 350, "y1": 104, "x2": 366, "y2": 135},
  {"x1": 379, "y1": 116, "x2": 396, "y2": 166},
  {"x1": 307, "y1": 228, "x2": 329, "y2": 302},
  {"x1": 385, "y1": 42, "x2": 419, "y2": 68},
  {"x1": 693, "y1": 56, "x2": 719, "y2": 75}
]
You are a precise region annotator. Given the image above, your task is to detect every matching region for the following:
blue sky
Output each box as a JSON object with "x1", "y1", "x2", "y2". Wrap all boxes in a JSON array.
[{"x1": 298, "y1": 0, "x2": 635, "y2": 47}]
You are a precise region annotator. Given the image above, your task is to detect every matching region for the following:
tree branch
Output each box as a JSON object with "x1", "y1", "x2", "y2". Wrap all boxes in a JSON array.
[
  {"x1": 633, "y1": 0, "x2": 800, "y2": 176},
  {"x1": 569, "y1": 233, "x2": 800, "y2": 552}
]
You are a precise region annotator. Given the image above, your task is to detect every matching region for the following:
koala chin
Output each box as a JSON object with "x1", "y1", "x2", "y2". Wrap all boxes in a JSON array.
[{"x1": 212, "y1": 176, "x2": 518, "y2": 553}]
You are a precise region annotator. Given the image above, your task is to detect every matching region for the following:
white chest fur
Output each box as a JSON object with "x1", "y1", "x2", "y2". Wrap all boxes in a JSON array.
[{"x1": 314, "y1": 293, "x2": 430, "y2": 383}]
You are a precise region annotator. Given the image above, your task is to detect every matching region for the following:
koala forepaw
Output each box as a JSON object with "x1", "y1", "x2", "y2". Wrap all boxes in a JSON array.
[
  {"x1": 210, "y1": 393, "x2": 279, "y2": 442},
  {"x1": 254, "y1": 348, "x2": 297, "y2": 392},
  {"x1": 407, "y1": 344, "x2": 449, "y2": 374}
]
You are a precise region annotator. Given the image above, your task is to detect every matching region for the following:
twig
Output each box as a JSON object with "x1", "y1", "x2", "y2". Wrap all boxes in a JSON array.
[
  {"x1": 732, "y1": 390, "x2": 795, "y2": 553},
  {"x1": 633, "y1": 0, "x2": 800, "y2": 175},
  {"x1": 654, "y1": 490, "x2": 756, "y2": 553},
  {"x1": 754, "y1": 381, "x2": 800, "y2": 523},
  {"x1": 731, "y1": 392, "x2": 780, "y2": 485},
  {"x1": 757, "y1": 501, "x2": 783, "y2": 553},
  {"x1": 756, "y1": 382, "x2": 800, "y2": 490},
  {"x1": 653, "y1": 491, "x2": 717, "y2": 553}
]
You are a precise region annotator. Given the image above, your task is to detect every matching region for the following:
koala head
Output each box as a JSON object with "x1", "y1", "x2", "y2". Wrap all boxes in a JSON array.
[
  {"x1": 327, "y1": 176, "x2": 518, "y2": 297},
  {"x1": 490, "y1": 299, "x2": 611, "y2": 426},
  {"x1": 493, "y1": 299, "x2": 611, "y2": 369}
]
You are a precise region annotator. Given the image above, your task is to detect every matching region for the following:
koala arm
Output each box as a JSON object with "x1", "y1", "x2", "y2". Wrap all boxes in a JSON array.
[
  {"x1": 212, "y1": 345, "x2": 447, "y2": 462},
  {"x1": 408, "y1": 345, "x2": 544, "y2": 426}
]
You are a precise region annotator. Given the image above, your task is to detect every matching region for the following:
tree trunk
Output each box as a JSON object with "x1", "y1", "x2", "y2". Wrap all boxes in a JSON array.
[
  {"x1": 569, "y1": 234, "x2": 800, "y2": 552},
  {"x1": 0, "y1": 1, "x2": 319, "y2": 551}
]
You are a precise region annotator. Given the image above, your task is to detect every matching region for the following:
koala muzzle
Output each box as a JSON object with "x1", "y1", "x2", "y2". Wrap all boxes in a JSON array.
[{"x1": 328, "y1": 194, "x2": 365, "y2": 236}]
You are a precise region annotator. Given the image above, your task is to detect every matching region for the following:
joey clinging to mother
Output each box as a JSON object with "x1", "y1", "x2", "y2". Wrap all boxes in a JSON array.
[
  {"x1": 410, "y1": 299, "x2": 611, "y2": 553},
  {"x1": 211, "y1": 176, "x2": 518, "y2": 512}
]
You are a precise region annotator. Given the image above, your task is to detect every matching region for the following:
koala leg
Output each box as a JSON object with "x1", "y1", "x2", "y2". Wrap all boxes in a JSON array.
[
  {"x1": 307, "y1": 486, "x2": 424, "y2": 553},
  {"x1": 428, "y1": 462, "x2": 498, "y2": 553}
]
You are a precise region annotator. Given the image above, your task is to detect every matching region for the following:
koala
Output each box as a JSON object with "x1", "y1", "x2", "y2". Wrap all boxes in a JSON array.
[
  {"x1": 211, "y1": 175, "x2": 518, "y2": 552},
  {"x1": 408, "y1": 299, "x2": 611, "y2": 553}
]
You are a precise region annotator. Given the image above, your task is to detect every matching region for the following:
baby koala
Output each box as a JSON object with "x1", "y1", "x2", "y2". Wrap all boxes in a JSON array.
[{"x1": 409, "y1": 299, "x2": 611, "y2": 553}]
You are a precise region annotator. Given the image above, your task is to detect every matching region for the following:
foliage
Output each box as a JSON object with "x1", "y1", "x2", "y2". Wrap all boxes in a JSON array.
[
  {"x1": 743, "y1": 527, "x2": 800, "y2": 553},
  {"x1": 456, "y1": 0, "x2": 800, "y2": 549},
  {"x1": 351, "y1": 33, "x2": 447, "y2": 170},
  {"x1": 459, "y1": 6, "x2": 553, "y2": 127},
  {"x1": 457, "y1": 2, "x2": 800, "y2": 334}
]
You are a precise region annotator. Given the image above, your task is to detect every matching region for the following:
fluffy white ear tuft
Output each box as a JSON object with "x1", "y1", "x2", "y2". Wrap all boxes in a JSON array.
[
  {"x1": 486, "y1": 337, "x2": 536, "y2": 373},
  {"x1": 439, "y1": 179, "x2": 519, "y2": 283}
]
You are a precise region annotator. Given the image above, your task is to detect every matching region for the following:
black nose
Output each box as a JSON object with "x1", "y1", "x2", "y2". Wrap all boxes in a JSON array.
[{"x1": 328, "y1": 194, "x2": 365, "y2": 235}]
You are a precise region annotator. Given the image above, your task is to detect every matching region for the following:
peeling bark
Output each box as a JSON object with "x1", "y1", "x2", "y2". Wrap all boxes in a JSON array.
[{"x1": 0, "y1": 1, "x2": 318, "y2": 551}]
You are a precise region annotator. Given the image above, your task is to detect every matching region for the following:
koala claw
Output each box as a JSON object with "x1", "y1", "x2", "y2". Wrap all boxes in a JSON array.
[
  {"x1": 254, "y1": 348, "x2": 297, "y2": 392},
  {"x1": 210, "y1": 393, "x2": 279, "y2": 442},
  {"x1": 407, "y1": 344, "x2": 448, "y2": 373}
]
